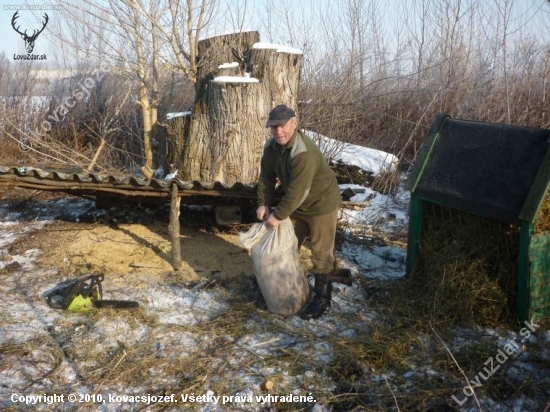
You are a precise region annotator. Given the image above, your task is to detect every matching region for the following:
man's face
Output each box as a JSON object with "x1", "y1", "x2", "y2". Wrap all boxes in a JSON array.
[{"x1": 270, "y1": 118, "x2": 298, "y2": 146}]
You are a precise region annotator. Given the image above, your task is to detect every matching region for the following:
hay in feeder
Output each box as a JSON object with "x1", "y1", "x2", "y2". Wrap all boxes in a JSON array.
[
  {"x1": 403, "y1": 203, "x2": 519, "y2": 327},
  {"x1": 535, "y1": 188, "x2": 550, "y2": 234}
]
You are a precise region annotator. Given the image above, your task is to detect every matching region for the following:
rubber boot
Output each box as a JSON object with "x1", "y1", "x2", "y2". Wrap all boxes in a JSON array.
[{"x1": 299, "y1": 274, "x2": 332, "y2": 320}]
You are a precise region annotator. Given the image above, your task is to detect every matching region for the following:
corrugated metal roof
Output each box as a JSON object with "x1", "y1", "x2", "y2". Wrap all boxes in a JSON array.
[
  {"x1": 0, "y1": 165, "x2": 256, "y2": 190},
  {"x1": 0, "y1": 165, "x2": 368, "y2": 209},
  {"x1": 0, "y1": 165, "x2": 260, "y2": 205}
]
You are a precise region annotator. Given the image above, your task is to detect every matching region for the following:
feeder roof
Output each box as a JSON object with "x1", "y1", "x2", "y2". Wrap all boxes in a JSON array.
[{"x1": 406, "y1": 114, "x2": 550, "y2": 224}]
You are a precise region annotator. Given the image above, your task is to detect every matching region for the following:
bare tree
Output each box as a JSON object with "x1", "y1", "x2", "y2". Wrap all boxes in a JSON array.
[
  {"x1": 11, "y1": 0, "x2": 550, "y2": 182},
  {"x1": 52, "y1": 0, "x2": 219, "y2": 176}
]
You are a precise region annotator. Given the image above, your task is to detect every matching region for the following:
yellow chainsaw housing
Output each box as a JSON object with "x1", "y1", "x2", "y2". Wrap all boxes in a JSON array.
[{"x1": 66, "y1": 293, "x2": 99, "y2": 312}]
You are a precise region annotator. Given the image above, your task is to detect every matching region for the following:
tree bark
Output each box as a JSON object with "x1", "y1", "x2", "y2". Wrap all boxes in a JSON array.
[
  {"x1": 153, "y1": 116, "x2": 190, "y2": 177},
  {"x1": 179, "y1": 32, "x2": 303, "y2": 185}
]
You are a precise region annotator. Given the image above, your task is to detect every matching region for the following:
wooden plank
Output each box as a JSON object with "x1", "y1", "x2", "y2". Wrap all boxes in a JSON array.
[{"x1": 0, "y1": 177, "x2": 370, "y2": 209}]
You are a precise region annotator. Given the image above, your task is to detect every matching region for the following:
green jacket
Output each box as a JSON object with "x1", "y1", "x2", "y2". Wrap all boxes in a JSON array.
[{"x1": 258, "y1": 129, "x2": 341, "y2": 219}]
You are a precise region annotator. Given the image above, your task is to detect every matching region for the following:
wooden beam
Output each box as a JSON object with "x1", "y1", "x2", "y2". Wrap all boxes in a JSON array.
[
  {"x1": 0, "y1": 177, "x2": 370, "y2": 209},
  {"x1": 169, "y1": 183, "x2": 182, "y2": 270}
]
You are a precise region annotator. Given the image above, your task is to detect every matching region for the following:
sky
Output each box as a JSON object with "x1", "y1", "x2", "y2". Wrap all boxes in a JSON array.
[{"x1": 0, "y1": 0, "x2": 549, "y2": 68}]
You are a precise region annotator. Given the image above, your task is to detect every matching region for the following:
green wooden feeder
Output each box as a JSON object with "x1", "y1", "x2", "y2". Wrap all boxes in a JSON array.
[{"x1": 406, "y1": 114, "x2": 550, "y2": 323}]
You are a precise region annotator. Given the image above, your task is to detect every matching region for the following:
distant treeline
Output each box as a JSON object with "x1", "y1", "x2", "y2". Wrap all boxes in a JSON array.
[{"x1": 0, "y1": 0, "x2": 548, "y2": 174}]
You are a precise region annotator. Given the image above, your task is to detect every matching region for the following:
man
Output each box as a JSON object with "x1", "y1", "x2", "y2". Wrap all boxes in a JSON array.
[{"x1": 256, "y1": 104, "x2": 342, "y2": 320}]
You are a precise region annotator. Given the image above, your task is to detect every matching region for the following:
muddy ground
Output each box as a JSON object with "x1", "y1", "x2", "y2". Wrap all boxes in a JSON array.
[{"x1": 1, "y1": 187, "x2": 549, "y2": 412}]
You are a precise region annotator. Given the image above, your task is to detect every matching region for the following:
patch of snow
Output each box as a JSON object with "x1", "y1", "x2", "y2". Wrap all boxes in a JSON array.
[
  {"x1": 93, "y1": 317, "x2": 149, "y2": 350},
  {"x1": 144, "y1": 285, "x2": 228, "y2": 326},
  {"x1": 339, "y1": 181, "x2": 410, "y2": 234},
  {"x1": 199, "y1": 29, "x2": 257, "y2": 42},
  {"x1": 212, "y1": 76, "x2": 259, "y2": 83},
  {"x1": 0, "y1": 248, "x2": 41, "y2": 271},
  {"x1": 252, "y1": 42, "x2": 303, "y2": 55},
  {"x1": 0, "y1": 222, "x2": 20, "y2": 250},
  {"x1": 304, "y1": 130, "x2": 398, "y2": 176},
  {"x1": 337, "y1": 242, "x2": 406, "y2": 280},
  {"x1": 218, "y1": 62, "x2": 239, "y2": 69},
  {"x1": 166, "y1": 111, "x2": 192, "y2": 120},
  {"x1": 164, "y1": 169, "x2": 178, "y2": 181}
]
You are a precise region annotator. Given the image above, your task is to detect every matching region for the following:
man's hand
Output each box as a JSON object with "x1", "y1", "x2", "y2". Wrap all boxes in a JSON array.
[
  {"x1": 256, "y1": 206, "x2": 270, "y2": 221},
  {"x1": 265, "y1": 213, "x2": 282, "y2": 229}
]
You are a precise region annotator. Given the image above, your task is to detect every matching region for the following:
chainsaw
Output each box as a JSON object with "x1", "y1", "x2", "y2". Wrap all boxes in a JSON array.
[{"x1": 45, "y1": 274, "x2": 139, "y2": 311}]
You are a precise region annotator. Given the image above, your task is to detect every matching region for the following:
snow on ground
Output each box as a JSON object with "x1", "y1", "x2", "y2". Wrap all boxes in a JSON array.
[
  {"x1": 338, "y1": 182, "x2": 409, "y2": 237},
  {"x1": 304, "y1": 130, "x2": 398, "y2": 177},
  {"x1": 0, "y1": 183, "x2": 410, "y2": 411},
  {"x1": 0, "y1": 142, "x2": 549, "y2": 410},
  {"x1": 1, "y1": 185, "x2": 548, "y2": 411}
]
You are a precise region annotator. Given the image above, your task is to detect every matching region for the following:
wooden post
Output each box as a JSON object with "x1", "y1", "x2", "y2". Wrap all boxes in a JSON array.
[{"x1": 169, "y1": 182, "x2": 182, "y2": 270}]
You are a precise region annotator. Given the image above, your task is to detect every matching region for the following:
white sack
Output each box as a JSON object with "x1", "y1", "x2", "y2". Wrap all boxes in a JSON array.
[{"x1": 239, "y1": 218, "x2": 309, "y2": 315}]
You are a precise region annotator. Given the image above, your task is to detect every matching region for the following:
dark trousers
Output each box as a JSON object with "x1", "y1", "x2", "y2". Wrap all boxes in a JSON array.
[{"x1": 291, "y1": 208, "x2": 338, "y2": 274}]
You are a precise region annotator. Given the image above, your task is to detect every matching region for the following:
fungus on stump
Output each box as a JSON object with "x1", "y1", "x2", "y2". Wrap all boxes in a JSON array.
[{"x1": 179, "y1": 31, "x2": 303, "y2": 185}]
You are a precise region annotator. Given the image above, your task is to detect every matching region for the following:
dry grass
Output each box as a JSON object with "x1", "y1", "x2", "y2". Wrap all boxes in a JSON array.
[
  {"x1": 535, "y1": 188, "x2": 550, "y2": 234},
  {"x1": 319, "y1": 199, "x2": 550, "y2": 410},
  {"x1": 401, "y1": 203, "x2": 519, "y2": 328},
  {"x1": 371, "y1": 170, "x2": 400, "y2": 195},
  {"x1": 2, "y1": 193, "x2": 550, "y2": 412}
]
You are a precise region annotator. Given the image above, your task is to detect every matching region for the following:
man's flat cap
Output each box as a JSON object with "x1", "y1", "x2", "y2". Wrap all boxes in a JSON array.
[{"x1": 266, "y1": 104, "x2": 296, "y2": 127}]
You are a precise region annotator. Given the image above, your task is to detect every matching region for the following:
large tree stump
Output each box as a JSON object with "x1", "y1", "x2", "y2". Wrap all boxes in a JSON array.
[
  {"x1": 154, "y1": 116, "x2": 189, "y2": 176},
  {"x1": 179, "y1": 32, "x2": 303, "y2": 185}
]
